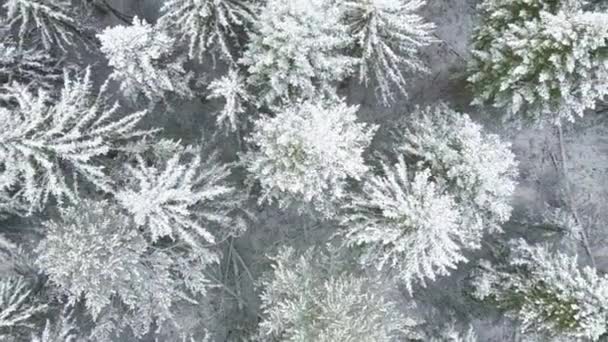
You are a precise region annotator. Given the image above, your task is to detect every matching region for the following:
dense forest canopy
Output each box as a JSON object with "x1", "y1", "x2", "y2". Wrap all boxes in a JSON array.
[{"x1": 0, "y1": 0, "x2": 607, "y2": 341}]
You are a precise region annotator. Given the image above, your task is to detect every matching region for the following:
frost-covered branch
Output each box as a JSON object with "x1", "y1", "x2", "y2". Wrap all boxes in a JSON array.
[
  {"x1": 98, "y1": 17, "x2": 193, "y2": 104},
  {"x1": 344, "y1": 0, "x2": 436, "y2": 105},
  {"x1": 0, "y1": 276, "x2": 47, "y2": 339},
  {"x1": 159, "y1": 0, "x2": 254, "y2": 63},
  {"x1": 30, "y1": 309, "x2": 80, "y2": 342},
  {"x1": 0, "y1": 41, "x2": 62, "y2": 93},
  {"x1": 0, "y1": 68, "x2": 149, "y2": 213},
  {"x1": 2, "y1": 0, "x2": 92, "y2": 51},
  {"x1": 116, "y1": 143, "x2": 247, "y2": 249},
  {"x1": 207, "y1": 69, "x2": 251, "y2": 132}
]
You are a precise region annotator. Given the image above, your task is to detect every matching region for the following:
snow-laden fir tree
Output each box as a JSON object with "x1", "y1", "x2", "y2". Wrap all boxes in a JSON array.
[
  {"x1": 343, "y1": 0, "x2": 436, "y2": 106},
  {"x1": 206, "y1": 69, "x2": 251, "y2": 132},
  {"x1": 116, "y1": 142, "x2": 247, "y2": 249},
  {"x1": 97, "y1": 17, "x2": 193, "y2": 104},
  {"x1": 0, "y1": 276, "x2": 46, "y2": 339},
  {"x1": 396, "y1": 104, "x2": 518, "y2": 247},
  {"x1": 240, "y1": 0, "x2": 357, "y2": 106},
  {"x1": 2, "y1": 0, "x2": 91, "y2": 51},
  {"x1": 469, "y1": 0, "x2": 608, "y2": 125},
  {"x1": 158, "y1": 0, "x2": 254, "y2": 63},
  {"x1": 256, "y1": 247, "x2": 422, "y2": 341},
  {"x1": 0, "y1": 41, "x2": 62, "y2": 92},
  {"x1": 472, "y1": 239, "x2": 608, "y2": 341},
  {"x1": 0, "y1": 68, "x2": 149, "y2": 213},
  {"x1": 36, "y1": 199, "x2": 218, "y2": 339},
  {"x1": 341, "y1": 105, "x2": 516, "y2": 291},
  {"x1": 243, "y1": 98, "x2": 377, "y2": 216},
  {"x1": 341, "y1": 157, "x2": 468, "y2": 293}
]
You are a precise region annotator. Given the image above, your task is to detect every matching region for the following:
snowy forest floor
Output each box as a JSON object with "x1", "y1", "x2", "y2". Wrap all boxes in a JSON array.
[{"x1": 7, "y1": 0, "x2": 608, "y2": 341}]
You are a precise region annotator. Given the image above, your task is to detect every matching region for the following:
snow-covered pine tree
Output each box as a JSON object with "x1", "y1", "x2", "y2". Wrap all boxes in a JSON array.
[
  {"x1": 0, "y1": 41, "x2": 62, "y2": 93},
  {"x1": 256, "y1": 247, "x2": 422, "y2": 341},
  {"x1": 469, "y1": 0, "x2": 608, "y2": 125},
  {"x1": 97, "y1": 17, "x2": 193, "y2": 104},
  {"x1": 472, "y1": 239, "x2": 608, "y2": 341},
  {"x1": 0, "y1": 276, "x2": 47, "y2": 339},
  {"x1": 36, "y1": 199, "x2": 216, "y2": 339},
  {"x1": 343, "y1": 0, "x2": 436, "y2": 106},
  {"x1": 0, "y1": 68, "x2": 149, "y2": 213},
  {"x1": 341, "y1": 105, "x2": 516, "y2": 291},
  {"x1": 240, "y1": 0, "x2": 357, "y2": 106},
  {"x1": 206, "y1": 69, "x2": 251, "y2": 132},
  {"x1": 396, "y1": 104, "x2": 518, "y2": 247},
  {"x1": 243, "y1": 98, "x2": 377, "y2": 216},
  {"x1": 340, "y1": 157, "x2": 468, "y2": 293},
  {"x1": 116, "y1": 142, "x2": 247, "y2": 250},
  {"x1": 158, "y1": 0, "x2": 254, "y2": 63},
  {"x1": 2, "y1": 0, "x2": 92, "y2": 51},
  {"x1": 37, "y1": 200, "x2": 152, "y2": 322}
]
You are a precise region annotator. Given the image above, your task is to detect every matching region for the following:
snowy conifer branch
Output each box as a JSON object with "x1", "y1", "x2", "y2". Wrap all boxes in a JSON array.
[
  {"x1": 30, "y1": 308, "x2": 80, "y2": 342},
  {"x1": 116, "y1": 143, "x2": 246, "y2": 249},
  {"x1": 243, "y1": 98, "x2": 377, "y2": 216},
  {"x1": 0, "y1": 276, "x2": 47, "y2": 338},
  {"x1": 159, "y1": 0, "x2": 254, "y2": 63},
  {"x1": 2, "y1": 0, "x2": 93, "y2": 51},
  {"x1": 98, "y1": 17, "x2": 193, "y2": 104},
  {"x1": 0, "y1": 68, "x2": 149, "y2": 212},
  {"x1": 207, "y1": 69, "x2": 251, "y2": 132},
  {"x1": 0, "y1": 41, "x2": 62, "y2": 93},
  {"x1": 344, "y1": 0, "x2": 436, "y2": 105}
]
